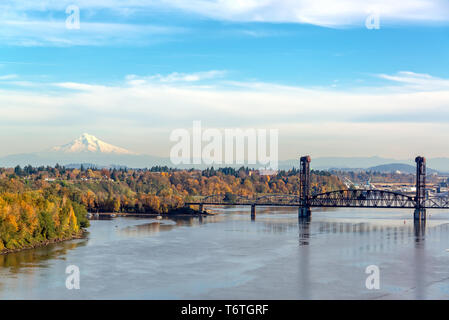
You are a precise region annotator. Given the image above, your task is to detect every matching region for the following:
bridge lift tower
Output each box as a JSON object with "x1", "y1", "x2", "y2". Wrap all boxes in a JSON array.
[
  {"x1": 414, "y1": 156, "x2": 426, "y2": 220},
  {"x1": 299, "y1": 155, "x2": 311, "y2": 217}
]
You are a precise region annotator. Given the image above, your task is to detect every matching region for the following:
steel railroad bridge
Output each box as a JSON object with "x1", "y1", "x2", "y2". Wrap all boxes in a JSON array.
[{"x1": 185, "y1": 156, "x2": 448, "y2": 220}]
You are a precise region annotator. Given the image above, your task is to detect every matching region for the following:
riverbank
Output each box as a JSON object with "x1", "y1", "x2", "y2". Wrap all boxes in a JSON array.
[
  {"x1": 89, "y1": 207, "x2": 213, "y2": 218},
  {"x1": 0, "y1": 230, "x2": 86, "y2": 256},
  {"x1": 167, "y1": 207, "x2": 213, "y2": 215}
]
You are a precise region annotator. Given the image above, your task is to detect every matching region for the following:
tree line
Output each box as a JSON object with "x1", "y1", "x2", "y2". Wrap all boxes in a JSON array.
[
  {"x1": 0, "y1": 165, "x2": 345, "y2": 252},
  {"x1": 0, "y1": 191, "x2": 89, "y2": 252},
  {"x1": 1, "y1": 165, "x2": 345, "y2": 214}
]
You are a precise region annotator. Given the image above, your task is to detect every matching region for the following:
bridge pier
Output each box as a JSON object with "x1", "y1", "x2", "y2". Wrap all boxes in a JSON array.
[
  {"x1": 414, "y1": 208, "x2": 426, "y2": 221},
  {"x1": 251, "y1": 204, "x2": 256, "y2": 219},
  {"x1": 298, "y1": 207, "x2": 311, "y2": 217},
  {"x1": 414, "y1": 218, "x2": 426, "y2": 242},
  {"x1": 199, "y1": 204, "x2": 204, "y2": 213},
  {"x1": 299, "y1": 156, "x2": 311, "y2": 218},
  {"x1": 298, "y1": 215, "x2": 311, "y2": 246},
  {"x1": 414, "y1": 156, "x2": 426, "y2": 221}
]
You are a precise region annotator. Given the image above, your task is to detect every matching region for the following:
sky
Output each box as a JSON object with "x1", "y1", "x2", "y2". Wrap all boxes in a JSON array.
[{"x1": 1, "y1": 0, "x2": 449, "y2": 160}]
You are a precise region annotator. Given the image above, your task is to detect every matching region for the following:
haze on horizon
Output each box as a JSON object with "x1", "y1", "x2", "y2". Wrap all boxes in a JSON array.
[
  {"x1": 0, "y1": 132, "x2": 434, "y2": 163},
  {"x1": 1, "y1": 0, "x2": 449, "y2": 160}
]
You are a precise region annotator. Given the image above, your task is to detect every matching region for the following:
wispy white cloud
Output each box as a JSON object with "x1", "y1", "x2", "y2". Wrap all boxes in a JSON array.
[
  {"x1": 378, "y1": 71, "x2": 449, "y2": 90},
  {"x1": 5, "y1": 70, "x2": 449, "y2": 123},
  {"x1": 0, "y1": 0, "x2": 446, "y2": 46},
  {"x1": 1, "y1": 0, "x2": 448, "y2": 37},
  {"x1": 1, "y1": 70, "x2": 449, "y2": 158},
  {"x1": 125, "y1": 70, "x2": 227, "y2": 85},
  {"x1": 158, "y1": 0, "x2": 447, "y2": 26},
  {"x1": 54, "y1": 82, "x2": 105, "y2": 91},
  {"x1": 0, "y1": 18, "x2": 187, "y2": 46},
  {"x1": 0, "y1": 74, "x2": 18, "y2": 80}
]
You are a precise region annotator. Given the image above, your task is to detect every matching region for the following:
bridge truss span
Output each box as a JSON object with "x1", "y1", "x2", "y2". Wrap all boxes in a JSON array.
[
  {"x1": 254, "y1": 194, "x2": 300, "y2": 205},
  {"x1": 190, "y1": 194, "x2": 301, "y2": 206},
  {"x1": 186, "y1": 190, "x2": 422, "y2": 209},
  {"x1": 425, "y1": 196, "x2": 449, "y2": 209},
  {"x1": 309, "y1": 189, "x2": 416, "y2": 208},
  {"x1": 199, "y1": 194, "x2": 253, "y2": 205},
  {"x1": 184, "y1": 155, "x2": 449, "y2": 221}
]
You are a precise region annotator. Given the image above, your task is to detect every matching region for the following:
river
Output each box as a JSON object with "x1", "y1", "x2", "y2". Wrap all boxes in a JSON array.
[{"x1": 1, "y1": 207, "x2": 449, "y2": 299}]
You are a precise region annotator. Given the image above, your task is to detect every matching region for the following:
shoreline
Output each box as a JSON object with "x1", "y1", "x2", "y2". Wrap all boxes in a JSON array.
[
  {"x1": 1, "y1": 208, "x2": 209, "y2": 255},
  {"x1": 90, "y1": 207, "x2": 213, "y2": 218},
  {"x1": 0, "y1": 230, "x2": 86, "y2": 256}
]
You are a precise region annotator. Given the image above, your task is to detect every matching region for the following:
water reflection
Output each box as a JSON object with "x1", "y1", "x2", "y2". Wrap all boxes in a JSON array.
[
  {"x1": 0, "y1": 238, "x2": 87, "y2": 272},
  {"x1": 89, "y1": 215, "x2": 115, "y2": 221},
  {"x1": 252, "y1": 212, "x2": 449, "y2": 257},
  {"x1": 118, "y1": 220, "x2": 177, "y2": 237},
  {"x1": 1, "y1": 209, "x2": 449, "y2": 299},
  {"x1": 414, "y1": 219, "x2": 426, "y2": 244},
  {"x1": 299, "y1": 219, "x2": 448, "y2": 254},
  {"x1": 117, "y1": 215, "x2": 221, "y2": 237},
  {"x1": 413, "y1": 219, "x2": 426, "y2": 299},
  {"x1": 298, "y1": 216, "x2": 311, "y2": 246},
  {"x1": 224, "y1": 209, "x2": 449, "y2": 253}
]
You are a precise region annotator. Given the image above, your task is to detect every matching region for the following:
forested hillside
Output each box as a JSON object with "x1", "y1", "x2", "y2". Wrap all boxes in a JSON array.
[
  {"x1": 0, "y1": 191, "x2": 88, "y2": 252},
  {"x1": 2, "y1": 165, "x2": 345, "y2": 214},
  {"x1": 0, "y1": 165, "x2": 345, "y2": 252}
]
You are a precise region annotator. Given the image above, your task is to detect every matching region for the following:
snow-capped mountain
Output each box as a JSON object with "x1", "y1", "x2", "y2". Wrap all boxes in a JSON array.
[
  {"x1": 50, "y1": 133, "x2": 137, "y2": 155},
  {"x1": 0, "y1": 133, "x2": 168, "y2": 168}
]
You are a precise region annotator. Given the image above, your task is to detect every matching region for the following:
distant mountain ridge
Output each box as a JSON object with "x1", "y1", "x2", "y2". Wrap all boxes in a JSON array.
[
  {"x1": 366, "y1": 163, "x2": 438, "y2": 174},
  {"x1": 1, "y1": 134, "x2": 449, "y2": 172},
  {"x1": 281, "y1": 157, "x2": 447, "y2": 173},
  {"x1": 279, "y1": 156, "x2": 404, "y2": 170}
]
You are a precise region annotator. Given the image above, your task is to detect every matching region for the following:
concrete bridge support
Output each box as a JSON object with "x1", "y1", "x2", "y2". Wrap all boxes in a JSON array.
[
  {"x1": 199, "y1": 204, "x2": 204, "y2": 213},
  {"x1": 251, "y1": 204, "x2": 256, "y2": 219}
]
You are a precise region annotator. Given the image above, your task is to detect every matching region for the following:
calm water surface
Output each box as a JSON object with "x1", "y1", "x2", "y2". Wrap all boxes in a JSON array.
[{"x1": 1, "y1": 207, "x2": 449, "y2": 299}]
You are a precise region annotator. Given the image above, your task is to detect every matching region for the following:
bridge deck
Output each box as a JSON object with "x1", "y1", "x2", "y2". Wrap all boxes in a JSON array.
[
  {"x1": 185, "y1": 189, "x2": 449, "y2": 209},
  {"x1": 185, "y1": 203, "x2": 424, "y2": 209}
]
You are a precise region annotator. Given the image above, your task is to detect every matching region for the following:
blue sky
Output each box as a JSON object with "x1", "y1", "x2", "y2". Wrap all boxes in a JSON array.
[{"x1": 1, "y1": 0, "x2": 449, "y2": 159}]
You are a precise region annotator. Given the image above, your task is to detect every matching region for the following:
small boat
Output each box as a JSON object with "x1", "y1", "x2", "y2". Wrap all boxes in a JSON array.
[
  {"x1": 110, "y1": 214, "x2": 117, "y2": 218},
  {"x1": 156, "y1": 215, "x2": 162, "y2": 220}
]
